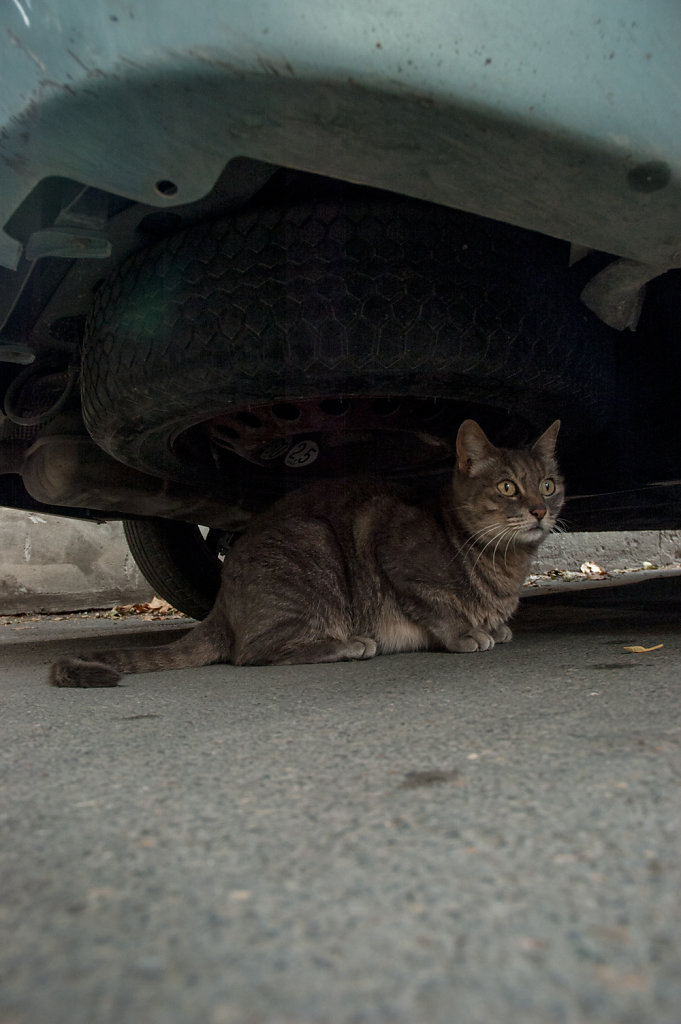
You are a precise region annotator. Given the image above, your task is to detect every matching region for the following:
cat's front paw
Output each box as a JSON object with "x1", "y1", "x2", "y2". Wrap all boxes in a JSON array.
[
  {"x1": 348, "y1": 636, "x2": 378, "y2": 660},
  {"x1": 492, "y1": 623, "x2": 513, "y2": 644},
  {"x1": 448, "y1": 629, "x2": 495, "y2": 653}
]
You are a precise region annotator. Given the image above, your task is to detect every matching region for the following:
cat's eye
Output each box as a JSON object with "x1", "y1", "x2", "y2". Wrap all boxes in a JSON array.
[
  {"x1": 542, "y1": 478, "x2": 556, "y2": 495},
  {"x1": 497, "y1": 480, "x2": 518, "y2": 496}
]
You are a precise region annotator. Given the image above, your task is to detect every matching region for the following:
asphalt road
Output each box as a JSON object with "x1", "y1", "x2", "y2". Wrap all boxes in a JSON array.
[{"x1": 1, "y1": 582, "x2": 680, "y2": 1024}]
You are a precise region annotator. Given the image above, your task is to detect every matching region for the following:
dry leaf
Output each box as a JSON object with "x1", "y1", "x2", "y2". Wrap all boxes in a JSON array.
[
  {"x1": 622, "y1": 644, "x2": 663, "y2": 653},
  {"x1": 105, "y1": 597, "x2": 184, "y2": 620},
  {"x1": 580, "y1": 561, "x2": 607, "y2": 577}
]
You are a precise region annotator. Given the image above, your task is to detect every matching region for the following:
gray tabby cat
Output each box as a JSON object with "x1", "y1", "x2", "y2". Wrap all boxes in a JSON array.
[{"x1": 49, "y1": 419, "x2": 563, "y2": 687}]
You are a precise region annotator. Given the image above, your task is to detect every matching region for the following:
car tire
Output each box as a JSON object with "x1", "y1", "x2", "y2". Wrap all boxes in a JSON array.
[
  {"x1": 82, "y1": 192, "x2": 617, "y2": 484},
  {"x1": 123, "y1": 518, "x2": 223, "y2": 620}
]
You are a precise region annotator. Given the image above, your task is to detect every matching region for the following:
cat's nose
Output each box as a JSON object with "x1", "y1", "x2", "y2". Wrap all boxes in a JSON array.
[{"x1": 529, "y1": 506, "x2": 546, "y2": 520}]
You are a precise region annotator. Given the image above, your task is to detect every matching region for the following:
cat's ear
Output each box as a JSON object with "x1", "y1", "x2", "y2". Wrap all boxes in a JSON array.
[
  {"x1": 456, "y1": 420, "x2": 497, "y2": 476},
  {"x1": 531, "y1": 420, "x2": 561, "y2": 461}
]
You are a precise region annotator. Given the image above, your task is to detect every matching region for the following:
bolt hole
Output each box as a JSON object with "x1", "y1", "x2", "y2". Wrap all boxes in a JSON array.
[
  {"x1": 271, "y1": 402, "x2": 300, "y2": 421},
  {"x1": 319, "y1": 398, "x2": 349, "y2": 416},
  {"x1": 371, "y1": 397, "x2": 401, "y2": 416},
  {"x1": 155, "y1": 179, "x2": 179, "y2": 197}
]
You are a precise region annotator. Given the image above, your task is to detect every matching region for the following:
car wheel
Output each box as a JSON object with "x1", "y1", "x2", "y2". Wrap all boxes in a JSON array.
[
  {"x1": 123, "y1": 518, "x2": 226, "y2": 620},
  {"x1": 82, "y1": 192, "x2": 617, "y2": 492}
]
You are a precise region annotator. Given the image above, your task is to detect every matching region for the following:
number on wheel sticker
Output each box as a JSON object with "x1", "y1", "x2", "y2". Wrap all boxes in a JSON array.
[{"x1": 285, "y1": 440, "x2": 319, "y2": 468}]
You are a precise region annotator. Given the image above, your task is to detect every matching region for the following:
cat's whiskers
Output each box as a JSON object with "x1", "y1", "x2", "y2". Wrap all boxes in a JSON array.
[
  {"x1": 465, "y1": 515, "x2": 542, "y2": 571},
  {"x1": 471, "y1": 526, "x2": 515, "y2": 574},
  {"x1": 503, "y1": 527, "x2": 522, "y2": 564},
  {"x1": 460, "y1": 522, "x2": 507, "y2": 559},
  {"x1": 492, "y1": 526, "x2": 517, "y2": 571},
  {"x1": 458, "y1": 523, "x2": 498, "y2": 556},
  {"x1": 461, "y1": 522, "x2": 502, "y2": 547}
]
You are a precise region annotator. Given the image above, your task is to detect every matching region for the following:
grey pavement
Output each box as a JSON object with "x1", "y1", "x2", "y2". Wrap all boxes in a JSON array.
[{"x1": 1, "y1": 582, "x2": 680, "y2": 1024}]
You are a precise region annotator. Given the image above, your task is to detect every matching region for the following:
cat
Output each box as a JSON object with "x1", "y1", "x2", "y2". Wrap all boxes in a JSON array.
[{"x1": 49, "y1": 418, "x2": 563, "y2": 687}]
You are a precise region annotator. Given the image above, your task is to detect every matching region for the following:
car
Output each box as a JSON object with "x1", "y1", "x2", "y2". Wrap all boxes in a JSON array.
[{"x1": 1, "y1": 0, "x2": 680, "y2": 618}]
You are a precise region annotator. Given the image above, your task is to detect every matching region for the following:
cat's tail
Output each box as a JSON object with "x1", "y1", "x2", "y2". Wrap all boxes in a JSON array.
[{"x1": 48, "y1": 617, "x2": 228, "y2": 687}]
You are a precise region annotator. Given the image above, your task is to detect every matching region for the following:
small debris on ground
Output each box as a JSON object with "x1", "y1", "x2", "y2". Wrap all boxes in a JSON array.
[
  {"x1": 622, "y1": 644, "x2": 664, "y2": 653},
  {"x1": 98, "y1": 596, "x2": 186, "y2": 621},
  {"x1": 580, "y1": 561, "x2": 607, "y2": 577},
  {"x1": 524, "y1": 562, "x2": 680, "y2": 591},
  {"x1": 0, "y1": 596, "x2": 187, "y2": 628}
]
